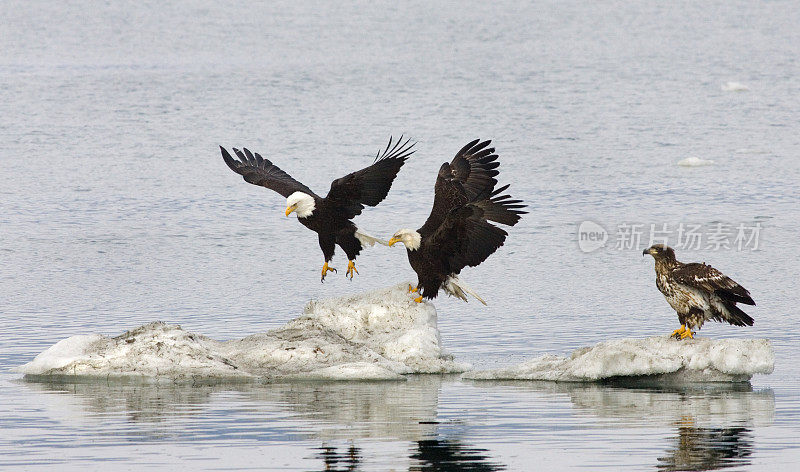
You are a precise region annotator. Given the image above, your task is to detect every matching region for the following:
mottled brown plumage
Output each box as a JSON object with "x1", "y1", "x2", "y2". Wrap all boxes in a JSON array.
[{"x1": 644, "y1": 245, "x2": 754, "y2": 338}]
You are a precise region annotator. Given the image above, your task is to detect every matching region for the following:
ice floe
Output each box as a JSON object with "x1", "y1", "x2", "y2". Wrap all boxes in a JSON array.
[
  {"x1": 18, "y1": 283, "x2": 468, "y2": 382},
  {"x1": 721, "y1": 81, "x2": 749, "y2": 92},
  {"x1": 677, "y1": 157, "x2": 715, "y2": 167},
  {"x1": 464, "y1": 337, "x2": 774, "y2": 383}
]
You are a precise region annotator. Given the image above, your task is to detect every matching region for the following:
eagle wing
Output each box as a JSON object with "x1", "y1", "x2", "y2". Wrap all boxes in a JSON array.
[
  {"x1": 418, "y1": 139, "x2": 501, "y2": 236},
  {"x1": 220, "y1": 146, "x2": 318, "y2": 198},
  {"x1": 324, "y1": 136, "x2": 414, "y2": 219},
  {"x1": 672, "y1": 263, "x2": 755, "y2": 305},
  {"x1": 427, "y1": 185, "x2": 526, "y2": 273}
]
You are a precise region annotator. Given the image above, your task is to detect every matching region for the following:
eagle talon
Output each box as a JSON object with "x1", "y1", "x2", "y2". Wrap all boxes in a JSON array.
[
  {"x1": 321, "y1": 262, "x2": 337, "y2": 282},
  {"x1": 413, "y1": 295, "x2": 423, "y2": 303},
  {"x1": 670, "y1": 325, "x2": 687, "y2": 339},
  {"x1": 670, "y1": 325, "x2": 695, "y2": 340},
  {"x1": 408, "y1": 284, "x2": 419, "y2": 293},
  {"x1": 345, "y1": 260, "x2": 359, "y2": 280}
]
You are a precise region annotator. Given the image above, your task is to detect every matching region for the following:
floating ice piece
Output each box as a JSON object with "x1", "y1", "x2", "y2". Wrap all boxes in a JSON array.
[
  {"x1": 464, "y1": 337, "x2": 774, "y2": 383},
  {"x1": 721, "y1": 81, "x2": 749, "y2": 92},
  {"x1": 18, "y1": 283, "x2": 469, "y2": 383},
  {"x1": 677, "y1": 157, "x2": 715, "y2": 167}
]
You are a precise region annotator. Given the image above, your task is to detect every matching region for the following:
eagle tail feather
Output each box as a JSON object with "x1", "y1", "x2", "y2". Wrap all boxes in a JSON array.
[
  {"x1": 444, "y1": 275, "x2": 487, "y2": 306},
  {"x1": 471, "y1": 187, "x2": 527, "y2": 227},
  {"x1": 354, "y1": 228, "x2": 390, "y2": 247},
  {"x1": 724, "y1": 303, "x2": 754, "y2": 327},
  {"x1": 717, "y1": 288, "x2": 756, "y2": 306}
]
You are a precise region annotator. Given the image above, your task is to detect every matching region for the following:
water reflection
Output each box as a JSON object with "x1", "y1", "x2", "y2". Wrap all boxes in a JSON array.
[
  {"x1": 309, "y1": 439, "x2": 506, "y2": 472},
  {"x1": 472, "y1": 381, "x2": 773, "y2": 471},
  {"x1": 21, "y1": 376, "x2": 447, "y2": 442},
  {"x1": 656, "y1": 422, "x2": 752, "y2": 471},
  {"x1": 314, "y1": 443, "x2": 361, "y2": 472},
  {"x1": 410, "y1": 439, "x2": 505, "y2": 471},
  {"x1": 18, "y1": 377, "x2": 773, "y2": 471}
]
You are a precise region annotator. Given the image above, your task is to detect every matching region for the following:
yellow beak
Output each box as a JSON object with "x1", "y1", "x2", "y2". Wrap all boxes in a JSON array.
[
  {"x1": 285, "y1": 205, "x2": 296, "y2": 217},
  {"x1": 388, "y1": 237, "x2": 400, "y2": 247}
]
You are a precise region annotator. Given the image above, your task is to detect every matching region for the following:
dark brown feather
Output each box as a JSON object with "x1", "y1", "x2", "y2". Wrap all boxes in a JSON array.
[
  {"x1": 418, "y1": 138, "x2": 502, "y2": 236},
  {"x1": 220, "y1": 146, "x2": 317, "y2": 198},
  {"x1": 325, "y1": 136, "x2": 414, "y2": 219},
  {"x1": 427, "y1": 184, "x2": 526, "y2": 274},
  {"x1": 672, "y1": 263, "x2": 755, "y2": 305}
]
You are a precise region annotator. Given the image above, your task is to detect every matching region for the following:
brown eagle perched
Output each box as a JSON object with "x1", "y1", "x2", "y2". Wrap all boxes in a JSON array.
[
  {"x1": 221, "y1": 137, "x2": 414, "y2": 281},
  {"x1": 387, "y1": 139, "x2": 526, "y2": 304},
  {"x1": 643, "y1": 244, "x2": 755, "y2": 339}
]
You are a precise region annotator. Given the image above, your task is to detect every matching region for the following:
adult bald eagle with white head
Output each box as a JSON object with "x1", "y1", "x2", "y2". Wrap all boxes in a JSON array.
[
  {"x1": 221, "y1": 137, "x2": 414, "y2": 281},
  {"x1": 387, "y1": 139, "x2": 526, "y2": 304}
]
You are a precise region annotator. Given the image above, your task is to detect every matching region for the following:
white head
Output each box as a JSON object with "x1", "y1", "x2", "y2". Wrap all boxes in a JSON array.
[
  {"x1": 285, "y1": 191, "x2": 316, "y2": 218},
  {"x1": 388, "y1": 228, "x2": 422, "y2": 251}
]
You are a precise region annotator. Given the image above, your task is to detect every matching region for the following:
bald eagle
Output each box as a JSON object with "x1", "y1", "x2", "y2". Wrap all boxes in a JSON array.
[
  {"x1": 221, "y1": 137, "x2": 414, "y2": 281},
  {"x1": 387, "y1": 139, "x2": 526, "y2": 304},
  {"x1": 644, "y1": 244, "x2": 755, "y2": 339}
]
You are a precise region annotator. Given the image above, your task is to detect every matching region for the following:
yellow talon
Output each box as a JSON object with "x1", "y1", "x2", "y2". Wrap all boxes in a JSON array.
[
  {"x1": 670, "y1": 325, "x2": 695, "y2": 340},
  {"x1": 346, "y1": 260, "x2": 359, "y2": 280},
  {"x1": 670, "y1": 325, "x2": 686, "y2": 338},
  {"x1": 408, "y1": 284, "x2": 418, "y2": 293},
  {"x1": 413, "y1": 296, "x2": 423, "y2": 303},
  {"x1": 320, "y1": 262, "x2": 337, "y2": 282}
]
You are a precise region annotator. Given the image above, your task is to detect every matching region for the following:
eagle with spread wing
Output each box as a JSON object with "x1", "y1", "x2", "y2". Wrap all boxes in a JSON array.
[
  {"x1": 387, "y1": 139, "x2": 526, "y2": 304},
  {"x1": 644, "y1": 244, "x2": 755, "y2": 339},
  {"x1": 220, "y1": 137, "x2": 414, "y2": 281}
]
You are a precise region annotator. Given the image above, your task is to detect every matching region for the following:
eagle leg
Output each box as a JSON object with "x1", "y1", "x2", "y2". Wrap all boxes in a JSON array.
[
  {"x1": 321, "y1": 262, "x2": 337, "y2": 282},
  {"x1": 408, "y1": 284, "x2": 419, "y2": 293},
  {"x1": 345, "y1": 260, "x2": 359, "y2": 280},
  {"x1": 413, "y1": 295, "x2": 423, "y2": 303}
]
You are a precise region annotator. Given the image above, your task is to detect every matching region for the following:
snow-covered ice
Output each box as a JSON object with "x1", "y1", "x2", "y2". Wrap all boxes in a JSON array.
[
  {"x1": 18, "y1": 283, "x2": 469, "y2": 382},
  {"x1": 464, "y1": 337, "x2": 774, "y2": 383},
  {"x1": 677, "y1": 157, "x2": 715, "y2": 167}
]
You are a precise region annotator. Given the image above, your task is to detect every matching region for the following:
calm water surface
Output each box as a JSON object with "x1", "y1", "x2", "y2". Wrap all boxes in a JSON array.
[{"x1": 2, "y1": 1, "x2": 799, "y2": 470}]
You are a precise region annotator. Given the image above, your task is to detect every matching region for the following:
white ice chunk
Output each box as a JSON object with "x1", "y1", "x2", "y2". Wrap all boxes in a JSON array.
[
  {"x1": 464, "y1": 337, "x2": 774, "y2": 383},
  {"x1": 721, "y1": 81, "x2": 749, "y2": 92},
  {"x1": 677, "y1": 157, "x2": 715, "y2": 167},
  {"x1": 20, "y1": 334, "x2": 106, "y2": 373},
  {"x1": 18, "y1": 283, "x2": 469, "y2": 382}
]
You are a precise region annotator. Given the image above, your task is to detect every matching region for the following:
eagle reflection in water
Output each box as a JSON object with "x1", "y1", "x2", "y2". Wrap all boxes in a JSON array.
[
  {"x1": 656, "y1": 420, "x2": 753, "y2": 471},
  {"x1": 312, "y1": 439, "x2": 505, "y2": 471},
  {"x1": 314, "y1": 443, "x2": 361, "y2": 472}
]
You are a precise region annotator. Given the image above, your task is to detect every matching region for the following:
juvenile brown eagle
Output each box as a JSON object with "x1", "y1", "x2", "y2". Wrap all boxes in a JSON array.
[
  {"x1": 387, "y1": 139, "x2": 526, "y2": 304},
  {"x1": 644, "y1": 244, "x2": 755, "y2": 339},
  {"x1": 221, "y1": 137, "x2": 414, "y2": 281}
]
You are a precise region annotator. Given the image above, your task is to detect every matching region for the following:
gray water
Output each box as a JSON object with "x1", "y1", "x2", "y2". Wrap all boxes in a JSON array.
[{"x1": 2, "y1": 1, "x2": 799, "y2": 470}]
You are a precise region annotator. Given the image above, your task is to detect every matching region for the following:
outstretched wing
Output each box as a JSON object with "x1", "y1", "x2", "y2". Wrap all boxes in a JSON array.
[
  {"x1": 324, "y1": 136, "x2": 415, "y2": 219},
  {"x1": 427, "y1": 185, "x2": 527, "y2": 274},
  {"x1": 220, "y1": 146, "x2": 317, "y2": 198},
  {"x1": 418, "y1": 139, "x2": 501, "y2": 236},
  {"x1": 673, "y1": 263, "x2": 755, "y2": 305}
]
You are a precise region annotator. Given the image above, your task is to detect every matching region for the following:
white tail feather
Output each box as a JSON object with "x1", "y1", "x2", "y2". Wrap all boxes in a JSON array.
[
  {"x1": 444, "y1": 275, "x2": 487, "y2": 305},
  {"x1": 355, "y1": 228, "x2": 390, "y2": 247}
]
